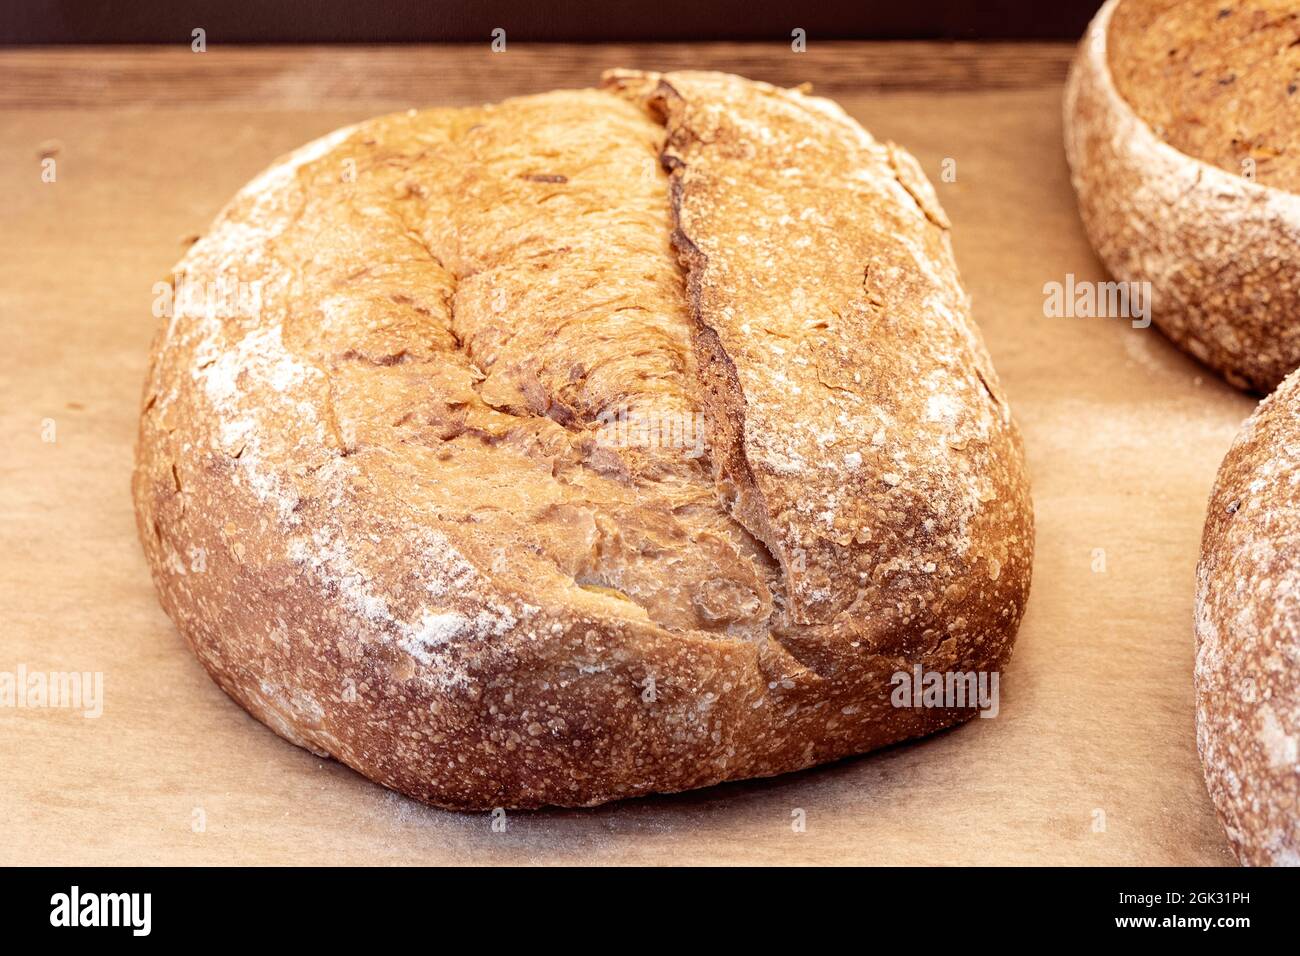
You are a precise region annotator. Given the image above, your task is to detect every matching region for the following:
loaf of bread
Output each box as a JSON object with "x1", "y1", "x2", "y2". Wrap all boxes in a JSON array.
[
  {"x1": 1197, "y1": 368, "x2": 1300, "y2": 865},
  {"x1": 1065, "y1": 0, "x2": 1300, "y2": 393},
  {"x1": 133, "y1": 70, "x2": 1034, "y2": 809}
]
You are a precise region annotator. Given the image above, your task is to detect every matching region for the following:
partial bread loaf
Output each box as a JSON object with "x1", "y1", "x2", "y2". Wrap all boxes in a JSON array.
[
  {"x1": 1064, "y1": 0, "x2": 1300, "y2": 393},
  {"x1": 1197, "y1": 368, "x2": 1300, "y2": 865},
  {"x1": 133, "y1": 70, "x2": 1033, "y2": 809}
]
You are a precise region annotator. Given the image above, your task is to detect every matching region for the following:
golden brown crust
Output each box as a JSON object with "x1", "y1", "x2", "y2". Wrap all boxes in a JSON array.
[
  {"x1": 133, "y1": 71, "x2": 1033, "y2": 809},
  {"x1": 1065, "y1": 0, "x2": 1300, "y2": 394},
  {"x1": 1108, "y1": 0, "x2": 1300, "y2": 193},
  {"x1": 1196, "y1": 367, "x2": 1300, "y2": 866}
]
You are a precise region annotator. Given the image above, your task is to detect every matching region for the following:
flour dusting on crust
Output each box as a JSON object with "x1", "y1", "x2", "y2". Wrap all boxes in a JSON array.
[{"x1": 132, "y1": 72, "x2": 1033, "y2": 809}]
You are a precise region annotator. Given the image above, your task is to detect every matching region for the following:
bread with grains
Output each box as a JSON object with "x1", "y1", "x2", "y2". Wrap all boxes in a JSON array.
[
  {"x1": 1064, "y1": 0, "x2": 1300, "y2": 393},
  {"x1": 133, "y1": 70, "x2": 1033, "y2": 809},
  {"x1": 1196, "y1": 366, "x2": 1300, "y2": 866}
]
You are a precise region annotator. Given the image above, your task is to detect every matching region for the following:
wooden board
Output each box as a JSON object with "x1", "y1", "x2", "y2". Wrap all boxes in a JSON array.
[{"x1": 0, "y1": 42, "x2": 1247, "y2": 865}]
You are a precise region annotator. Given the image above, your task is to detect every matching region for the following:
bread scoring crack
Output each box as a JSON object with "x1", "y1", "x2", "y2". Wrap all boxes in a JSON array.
[{"x1": 268, "y1": 88, "x2": 788, "y2": 641}]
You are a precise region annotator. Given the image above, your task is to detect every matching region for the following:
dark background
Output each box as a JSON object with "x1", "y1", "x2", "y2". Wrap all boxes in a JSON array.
[{"x1": 4, "y1": 0, "x2": 1103, "y2": 44}]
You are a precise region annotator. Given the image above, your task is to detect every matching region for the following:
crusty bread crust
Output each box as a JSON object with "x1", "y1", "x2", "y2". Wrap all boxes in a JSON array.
[
  {"x1": 133, "y1": 70, "x2": 1033, "y2": 809},
  {"x1": 1064, "y1": 0, "x2": 1300, "y2": 394},
  {"x1": 1196, "y1": 368, "x2": 1300, "y2": 866},
  {"x1": 1108, "y1": 0, "x2": 1300, "y2": 194}
]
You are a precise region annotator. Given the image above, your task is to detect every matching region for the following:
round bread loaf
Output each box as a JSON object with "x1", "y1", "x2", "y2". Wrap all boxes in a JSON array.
[
  {"x1": 1064, "y1": 0, "x2": 1300, "y2": 394},
  {"x1": 133, "y1": 70, "x2": 1034, "y2": 809},
  {"x1": 1197, "y1": 367, "x2": 1300, "y2": 865}
]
